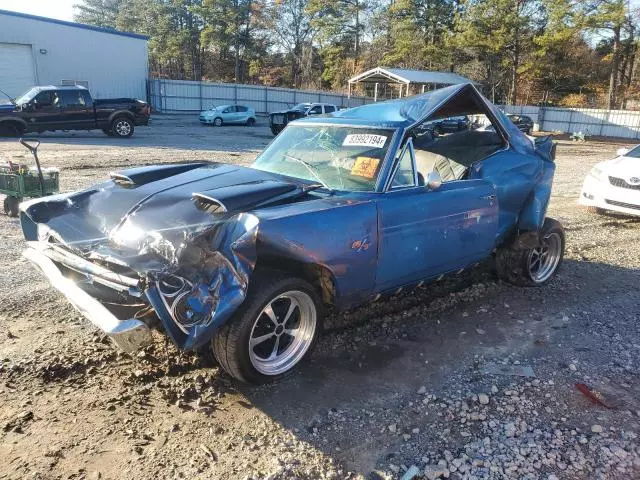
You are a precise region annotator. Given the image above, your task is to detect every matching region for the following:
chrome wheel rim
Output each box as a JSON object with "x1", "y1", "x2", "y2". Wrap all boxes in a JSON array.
[
  {"x1": 527, "y1": 232, "x2": 562, "y2": 283},
  {"x1": 115, "y1": 120, "x2": 131, "y2": 136},
  {"x1": 248, "y1": 290, "x2": 316, "y2": 376}
]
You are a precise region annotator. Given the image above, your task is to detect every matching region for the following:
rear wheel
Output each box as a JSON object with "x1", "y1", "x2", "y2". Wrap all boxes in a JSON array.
[
  {"x1": 3, "y1": 196, "x2": 22, "y2": 217},
  {"x1": 246, "y1": 117, "x2": 256, "y2": 126},
  {"x1": 496, "y1": 218, "x2": 564, "y2": 286},
  {"x1": 212, "y1": 270, "x2": 322, "y2": 384},
  {"x1": 111, "y1": 117, "x2": 134, "y2": 138}
]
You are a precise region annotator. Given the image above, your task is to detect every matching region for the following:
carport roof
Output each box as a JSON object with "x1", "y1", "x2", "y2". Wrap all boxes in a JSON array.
[
  {"x1": 348, "y1": 67, "x2": 474, "y2": 86},
  {"x1": 0, "y1": 9, "x2": 149, "y2": 40}
]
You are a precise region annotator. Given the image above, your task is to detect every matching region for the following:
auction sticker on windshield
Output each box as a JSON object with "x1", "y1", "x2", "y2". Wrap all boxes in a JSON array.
[
  {"x1": 343, "y1": 134, "x2": 387, "y2": 149},
  {"x1": 350, "y1": 156, "x2": 380, "y2": 179}
]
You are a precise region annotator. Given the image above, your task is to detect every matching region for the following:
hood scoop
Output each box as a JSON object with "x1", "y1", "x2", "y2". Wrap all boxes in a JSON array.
[
  {"x1": 111, "y1": 163, "x2": 209, "y2": 186},
  {"x1": 193, "y1": 180, "x2": 300, "y2": 214}
]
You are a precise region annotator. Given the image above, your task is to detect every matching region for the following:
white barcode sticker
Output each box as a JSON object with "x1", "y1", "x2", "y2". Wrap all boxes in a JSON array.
[{"x1": 343, "y1": 134, "x2": 387, "y2": 149}]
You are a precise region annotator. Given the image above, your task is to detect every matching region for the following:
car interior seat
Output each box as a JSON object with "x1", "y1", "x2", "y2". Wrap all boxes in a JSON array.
[{"x1": 413, "y1": 130, "x2": 504, "y2": 184}]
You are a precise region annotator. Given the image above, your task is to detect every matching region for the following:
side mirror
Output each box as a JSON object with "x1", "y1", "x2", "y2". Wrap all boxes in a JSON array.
[
  {"x1": 616, "y1": 147, "x2": 630, "y2": 157},
  {"x1": 425, "y1": 171, "x2": 442, "y2": 190}
]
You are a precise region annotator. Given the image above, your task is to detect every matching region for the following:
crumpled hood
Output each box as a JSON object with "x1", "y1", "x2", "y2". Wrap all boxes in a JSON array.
[{"x1": 22, "y1": 162, "x2": 308, "y2": 251}]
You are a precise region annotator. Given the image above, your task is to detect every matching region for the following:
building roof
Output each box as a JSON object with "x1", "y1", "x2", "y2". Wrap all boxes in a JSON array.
[
  {"x1": 0, "y1": 9, "x2": 149, "y2": 40},
  {"x1": 349, "y1": 67, "x2": 474, "y2": 86}
]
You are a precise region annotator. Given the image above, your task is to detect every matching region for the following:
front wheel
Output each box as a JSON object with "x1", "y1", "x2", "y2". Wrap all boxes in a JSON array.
[
  {"x1": 496, "y1": 218, "x2": 565, "y2": 286},
  {"x1": 213, "y1": 117, "x2": 223, "y2": 127},
  {"x1": 111, "y1": 117, "x2": 134, "y2": 138},
  {"x1": 212, "y1": 271, "x2": 322, "y2": 384},
  {"x1": 3, "y1": 196, "x2": 22, "y2": 217}
]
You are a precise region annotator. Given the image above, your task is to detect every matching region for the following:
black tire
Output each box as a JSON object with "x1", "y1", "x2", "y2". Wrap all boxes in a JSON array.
[
  {"x1": 212, "y1": 269, "x2": 323, "y2": 384},
  {"x1": 111, "y1": 116, "x2": 134, "y2": 138},
  {"x1": 102, "y1": 128, "x2": 115, "y2": 137},
  {"x1": 213, "y1": 117, "x2": 223, "y2": 127},
  {"x1": 270, "y1": 125, "x2": 282, "y2": 136},
  {"x1": 3, "y1": 196, "x2": 22, "y2": 217},
  {"x1": 496, "y1": 218, "x2": 565, "y2": 287},
  {"x1": 246, "y1": 117, "x2": 256, "y2": 126},
  {"x1": 586, "y1": 206, "x2": 606, "y2": 215},
  {"x1": 0, "y1": 122, "x2": 24, "y2": 137}
]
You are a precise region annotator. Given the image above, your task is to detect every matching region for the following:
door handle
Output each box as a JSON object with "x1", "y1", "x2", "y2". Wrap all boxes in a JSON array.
[{"x1": 481, "y1": 194, "x2": 496, "y2": 201}]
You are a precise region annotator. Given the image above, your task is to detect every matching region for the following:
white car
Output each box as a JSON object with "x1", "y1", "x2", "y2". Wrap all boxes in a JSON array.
[{"x1": 579, "y1": 145, "x2": 640, "y2": 216}]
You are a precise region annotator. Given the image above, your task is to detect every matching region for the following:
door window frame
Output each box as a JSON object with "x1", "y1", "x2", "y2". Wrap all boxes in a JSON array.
[{"x1": 386, "y1": 137, "x2": 419, "y2": 191}]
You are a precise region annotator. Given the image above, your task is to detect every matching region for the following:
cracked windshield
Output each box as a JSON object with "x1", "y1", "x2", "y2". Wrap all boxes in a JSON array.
[{"x1": 253, "y1": 125, "x2": 393, "y2": 191}]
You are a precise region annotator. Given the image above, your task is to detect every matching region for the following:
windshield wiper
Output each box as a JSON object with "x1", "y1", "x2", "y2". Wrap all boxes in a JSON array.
[{"x1": 283, "y1": 154, "x2": 333, "y2": 192}]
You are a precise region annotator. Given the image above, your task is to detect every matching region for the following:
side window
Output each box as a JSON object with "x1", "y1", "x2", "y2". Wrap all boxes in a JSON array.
[
  {"x1": 236, "y1": 106, "x2": 248, "y2": 112},
  {"x1": 80, "y1": 91, "x2": 91, "y2": 106},
  {"x1": 34, "y1": 91, "x2": 53, "y2": 107},
  {"x1": 324, "y1": 105, "x2": 336, "y2": 113},
  {"x1": 60, "y1": 91, "x2": 85, "y2": 108},
  {"x1": 308, "y1": 105, "x2": 322, "y2": 115},
  {"x1": 411, "y1": 90, "x2": 506, "y2": 184},
  {"x1": 390, "y1": 141, "x2": 416, "y2": 189}
]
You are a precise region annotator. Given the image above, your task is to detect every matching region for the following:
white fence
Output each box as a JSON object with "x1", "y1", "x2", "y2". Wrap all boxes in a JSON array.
[
  {"x1": 149, "y1": 78, "x2": 371, "y2": 115},
  {"x1": 502, "y1": 105, "x2": 640, "y2": 140},
  {"x1": 147, "y1": 79, "x2": 640, "y2": 140}
]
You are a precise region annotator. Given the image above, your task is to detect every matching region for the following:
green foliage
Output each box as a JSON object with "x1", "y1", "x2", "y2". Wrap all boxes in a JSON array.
[{"x1": 74, "y1": 0, "x2": 639, "y2": 107}]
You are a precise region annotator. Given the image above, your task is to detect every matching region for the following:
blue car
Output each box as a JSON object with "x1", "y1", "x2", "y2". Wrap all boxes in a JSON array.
[
  {"x1": 199, "y1": 105, "x2": 256, "y2": 126},
  {"x1": 20, "y1": 83, "x2": 563, "y2": 384}
]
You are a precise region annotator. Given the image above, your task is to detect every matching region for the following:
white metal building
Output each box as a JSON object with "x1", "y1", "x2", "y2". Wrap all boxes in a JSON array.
[{"x1": 0, "y1": 9, "x2": 148, "y2": 100}]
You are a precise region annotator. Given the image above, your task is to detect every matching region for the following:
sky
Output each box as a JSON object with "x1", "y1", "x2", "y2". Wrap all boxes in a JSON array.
[
  {"x1": 0, "y1": 0, "x2": 639, "y2": 24},
  {"x1": 0, "y1": 0, "x2": 77, "y2": 21}
]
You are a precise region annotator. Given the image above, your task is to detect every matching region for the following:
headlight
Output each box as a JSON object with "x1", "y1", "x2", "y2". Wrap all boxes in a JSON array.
[{"x1": 589, "y1": 166, "x2": 606, "y2": 181}]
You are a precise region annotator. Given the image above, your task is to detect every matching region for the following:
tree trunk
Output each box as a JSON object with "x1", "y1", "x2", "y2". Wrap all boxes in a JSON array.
[
  {"x1": 354, "y1": 0, "x2": 360, "y2": 58},
  {"x1": 608, "y1": 25, "x2": 621, "y2": 110},
  {"x1": 509, "y1": 0, "x2": 520, "y2": 105}
]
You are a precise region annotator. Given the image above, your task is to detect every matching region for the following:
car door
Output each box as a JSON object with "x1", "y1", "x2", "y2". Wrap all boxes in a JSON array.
[
  {"x1": 235, "y1": 105, "x2": 249, "y2": 123},
  {"x1": 374, "y1": 140, "x2": 499, "y2": 292},
  {"x1": 307, "y1": 105, "x2": 323, "y2": 116},
  {"x1": 29, "y1": 90, "x2": 65, "y2": 131},
  {"x1": 59, "y1": 90, "x2": 94, "y2": 129}
]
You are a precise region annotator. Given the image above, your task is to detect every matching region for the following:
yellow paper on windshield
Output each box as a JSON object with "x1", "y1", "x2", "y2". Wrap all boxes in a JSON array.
[{"x1": 351, "y1": 156, "x2": 380, "y2": 179}]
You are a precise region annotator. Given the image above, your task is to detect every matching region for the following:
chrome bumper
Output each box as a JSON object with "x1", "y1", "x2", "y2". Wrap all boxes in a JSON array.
[{"x1": 23, "y1": 246, "x2": 153, "y2": 352}]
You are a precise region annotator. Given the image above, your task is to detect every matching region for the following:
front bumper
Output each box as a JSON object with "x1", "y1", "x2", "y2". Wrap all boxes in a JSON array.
[
  {"x1": 579, "y1": 175, "x2": 640, "y2": 216},
  {"x1": 23, "y1": 245, "x2": 152, "y2": 352},
  {"x1": 199, "y1": 116, "x2": 215, "y2": 124}
]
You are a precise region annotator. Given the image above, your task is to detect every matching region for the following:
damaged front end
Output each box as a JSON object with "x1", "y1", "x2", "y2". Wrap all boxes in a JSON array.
[
  {"x1": 22, "y1": 210, "x2": 259, "y2": 352},
  {"x1": 18, "y1": 163, "x2": 303, "y2": 352}
]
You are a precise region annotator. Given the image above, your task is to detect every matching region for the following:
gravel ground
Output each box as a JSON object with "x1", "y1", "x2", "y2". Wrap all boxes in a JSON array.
[{"x1": 0, "y1": 117, "x2": 638, "y2": 480}]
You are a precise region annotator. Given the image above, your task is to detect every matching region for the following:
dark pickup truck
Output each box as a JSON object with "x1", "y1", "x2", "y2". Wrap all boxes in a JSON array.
[{"x1": 0, "y1": 85, "x2": 151, "y2": 138}]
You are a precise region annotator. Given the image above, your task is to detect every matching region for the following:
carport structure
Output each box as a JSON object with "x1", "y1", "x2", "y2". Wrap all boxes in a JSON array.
[{"x1": 348, "y1": 67, "x2": 474, "y2": 101}]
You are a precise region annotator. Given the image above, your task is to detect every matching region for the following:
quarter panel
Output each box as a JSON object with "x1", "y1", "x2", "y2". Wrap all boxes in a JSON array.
[{"x1": 255, "y1": 198, "x2": 379, "y2": 309}]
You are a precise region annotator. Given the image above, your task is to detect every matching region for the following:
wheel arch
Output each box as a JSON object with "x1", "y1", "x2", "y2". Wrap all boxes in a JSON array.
[
  {"x1": 107, "y1": 110, "x2": 135, "y2": 124},
  {"x1": 0, "y1": 117, "x2": 28, "y2": 132},
  {"x1": 253, "y1": 254, "x2": 337, "y2": 307}
]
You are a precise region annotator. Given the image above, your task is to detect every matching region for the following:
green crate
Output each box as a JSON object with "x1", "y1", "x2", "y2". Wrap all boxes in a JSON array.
[{"x1": 0, "y1": 170, "x2": 59, "y2": 198}]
